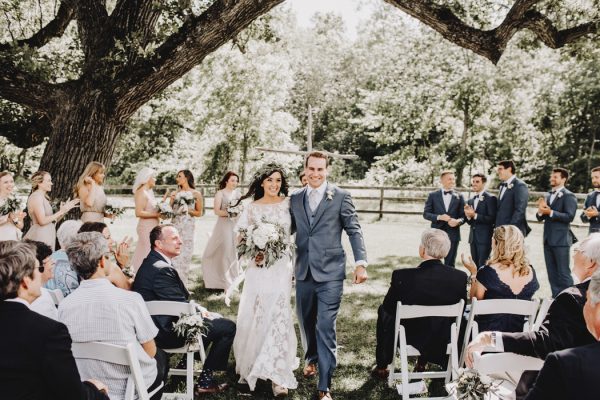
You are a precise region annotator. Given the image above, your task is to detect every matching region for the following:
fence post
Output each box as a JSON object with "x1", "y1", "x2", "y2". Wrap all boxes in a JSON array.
[{"x1": 378, "y1": 188, "x2": 384, "y2": 220}]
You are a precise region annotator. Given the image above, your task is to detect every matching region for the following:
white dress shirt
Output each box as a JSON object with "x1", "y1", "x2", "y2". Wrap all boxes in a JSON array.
[
  {"x1": 441, "y1": 188, "x2": 453, "y2": 212},
  {"x1": 499, "y1": 175, "x2": 517, "y2": 200},
  {"x1": 30, "y1": 288, "x2": 58, "y2": 320}
]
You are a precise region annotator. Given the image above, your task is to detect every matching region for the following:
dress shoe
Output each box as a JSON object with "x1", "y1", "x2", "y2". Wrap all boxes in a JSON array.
[
  {"x1": 318, "y1": 391, "x2": 333, "y2": 400},
  {"x1": 303, "y1": 363, "x2": 317, "y2": 378},
  {"x1": 272, "y1": 382, "x2": 288, "y2": 397},
  {"x1": 370, "y1": 366, "x2": 389, "y2": 380},
  {"x1": 194, "y1": 382, "x2": 228, "y2": 395}
]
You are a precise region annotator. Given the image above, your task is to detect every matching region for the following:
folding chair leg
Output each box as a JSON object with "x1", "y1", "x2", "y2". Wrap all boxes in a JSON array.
[{"x1": 186, "y1": 352, "x2": 194, "y2": 399}]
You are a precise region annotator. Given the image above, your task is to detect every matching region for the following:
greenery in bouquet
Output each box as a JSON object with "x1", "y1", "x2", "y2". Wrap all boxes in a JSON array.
[
  {"x1": 105, "y1": 204, "x2": 126, "y2": 223},
  {"x1": 227, "y1": 199, "x2": 243, "y2": 219},
  {"x1": 172, "y1": 312, "x2": 208, "y2": 347},
  {"x1": 236, "y1": 217, "x2": 294, "y2": 268},
  {"x1": 174, "y1": 191, "x2": 195, "y2": 214},
  {"x1": 450, "y1": 369, "x2": 500, "y2": 400},
  {"x1": 0, "y1": 196, "x2": 22, "y2": 216},
  {"x1": 156, "y1": 201, "x2": 175, "y2": 219}
]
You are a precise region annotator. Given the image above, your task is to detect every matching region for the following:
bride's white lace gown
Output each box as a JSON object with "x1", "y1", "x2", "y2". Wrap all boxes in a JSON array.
[{"x1": 233, "y1": 198, "x2": 299, "y2": 390}]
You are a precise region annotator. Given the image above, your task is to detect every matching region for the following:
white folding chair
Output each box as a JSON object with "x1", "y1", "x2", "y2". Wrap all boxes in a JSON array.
[
  {"x1": 145, "y1": 300, "x2": 206, "y2": 400},
  {"x1": 48, "y1": 288, "x2": 64, "y2": 305},
  {"x1": 388, "y1": 299, "x2": 465, "y2": 400},
  {"x1": 71, "y1": 341, "x2": 163, "y2": 400},
  {"x1": 459, "y1": 298, "x2": 540, "y2": 367},
  {"x1": 532, "y1": 298, "x2": 553, "y2": 331}
]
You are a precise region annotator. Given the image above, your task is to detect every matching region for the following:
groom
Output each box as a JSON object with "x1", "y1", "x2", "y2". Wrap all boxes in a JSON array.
[{"x1": 290, "y1": 151, "x2": 368, "y2": 400}]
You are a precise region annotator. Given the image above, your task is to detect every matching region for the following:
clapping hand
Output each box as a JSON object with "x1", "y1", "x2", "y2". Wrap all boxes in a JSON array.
[
  {"x1": 114, "y1": 236, "x2": 132, "y2": 268},
  {"x1": 537, "y1": 197, "x2": 551, "y2": 215},
  {"x1": 60, "y1": 198, "x2": 80, "y2": 214},
  {"x1": 585, "y1": 206, "x2": 599, "y2": 218},
  {"x1": 464, "y1": 204, "x2": 475, "y2": 219},
  {"x1": 461, "y1": 253, "x2": 477, "y2": 275}
]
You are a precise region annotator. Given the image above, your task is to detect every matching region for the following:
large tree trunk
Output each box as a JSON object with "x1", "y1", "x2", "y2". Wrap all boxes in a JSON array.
[{"x1": 39, "y1": 92, "x2": 125, "y2": 200}]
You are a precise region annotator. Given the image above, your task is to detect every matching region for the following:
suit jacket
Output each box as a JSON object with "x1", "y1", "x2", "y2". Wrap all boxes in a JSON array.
[
  {"x1": 536, "y1": 188, "x2": 578, "y2": 247},
  {"x1": 465, "y1": 191, "x2": 497, "y2": 245},
  {"x1": 502, "y1": 281, "x2": 595, "y2": 359},
  {"x1": 524, "y1": 341, "x2": 600, "y2": 400},
  {"x1": 132, "y1": 249, "x2": 190, "y2": 348},
  {"x1": 423, "y1": 189, "x2": 466, "y2": 242},
  {"x1": 495, "y1": 177, "x2": 531, "y2": 236},
  {"x1": 290, "y1": 183, "x2": 367, "y2": 282},
  {"x1": 381, "y1": 259, "x2": 468, "y2": 364},
  {"x1": 581, "y1": 191, "x2": 600, "y2": 233},
  {"x1": 0, "y1": 301, "x2": 108, "y2": 400}
]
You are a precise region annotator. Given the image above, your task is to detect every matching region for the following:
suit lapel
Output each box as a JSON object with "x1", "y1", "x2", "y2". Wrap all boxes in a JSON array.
[
  {"x1": 310, "y1": 183, "x2": 332, "y2": 231},
  {"x1": 448, "y1": 191, "x2": 457, "y2": 212},
  {"x1": 435, "y1": 190, "x2": 445, "y2": 212},
  {"x1": 295, "y1": 187, "x2": 310, "y2": 229}
]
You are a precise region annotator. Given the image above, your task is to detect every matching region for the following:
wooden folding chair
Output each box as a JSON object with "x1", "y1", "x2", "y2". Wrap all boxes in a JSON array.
[
  {"x1": 71, "y1": 341, "x2": 163, "y2": 400},
  {"x1": 388, "y1": 299, "x2": 465, "y2": 400},
  {"x1": 145, "y1": 300, "x2": 206, "y2": 400},
  {"x1": 459, "y1": 298, "x2": 539, "y2": 367}
]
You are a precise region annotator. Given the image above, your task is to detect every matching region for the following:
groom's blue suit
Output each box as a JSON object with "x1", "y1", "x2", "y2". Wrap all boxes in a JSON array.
[{"x1": 290, "y1": 182, "x2": 367, "y2": 392}]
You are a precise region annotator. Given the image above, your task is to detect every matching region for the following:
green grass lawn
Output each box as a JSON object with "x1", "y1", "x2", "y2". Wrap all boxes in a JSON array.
[{"x1": 166, "y1": 255, "x2": 448, "y2": 399}]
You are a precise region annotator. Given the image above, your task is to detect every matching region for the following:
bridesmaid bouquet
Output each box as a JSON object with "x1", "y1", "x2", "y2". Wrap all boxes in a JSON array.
[
  {"x1": 105, "y1": 204, "x2": 126, "y2": 222},
  {"x1": 0, "y1": 196, "x2": 22, "y2": 216},
  {"x1": 226, "y1": 199, "x2": 243, "y2": 219},
  {"x1": 156, "y1": 201, "x2": 175, "y2": 220},
  {"x1": 174, "y1": 192, "x2": 195, "y2": 214},
  {"x1": 172, "y1": 312, "x2": 207, "y2": 347},
  {"x1": 236, "y1": 218, "x2": 295, "y2": 268},
  {"x1": 447, "y1": 369, "x2": 502, "y2": 400}
]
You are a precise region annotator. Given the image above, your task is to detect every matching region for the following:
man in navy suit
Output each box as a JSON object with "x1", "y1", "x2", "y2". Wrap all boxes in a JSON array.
[
  {"x1": 464, "y1": 173, "x2": 497, "y2": 267},
  {"x1": 537, "y1": 167, "x2": 578, "y2": 297},
  {"x1": 524, "y1": 269, "x2": 600, "y2": 400},
  {"x1": 581, "y1": 166, "x2": 600, "y2": 234},
  {"x1": 495, "y1": 160, "x2": 531, "y2": 237},
  {"x1": 423, "y1": 170, "x2": 465, "y2": 267}
]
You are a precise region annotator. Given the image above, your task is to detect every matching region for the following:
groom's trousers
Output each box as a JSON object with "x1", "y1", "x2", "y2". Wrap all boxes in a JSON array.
[{"x1": 296, "y1": 271, "x2": 344, "y2": 392}]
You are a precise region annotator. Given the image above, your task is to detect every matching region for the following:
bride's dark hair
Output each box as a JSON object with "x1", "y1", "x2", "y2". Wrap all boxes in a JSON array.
[{"x1": 235, "y1": 163, "x2": 289, "y2": 205}]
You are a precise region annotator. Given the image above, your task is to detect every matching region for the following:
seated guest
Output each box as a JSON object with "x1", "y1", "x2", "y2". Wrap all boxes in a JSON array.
[
  {"x1": 79, "y1": 221, "x2": 132, "y2": 289},
  {"x1": 26, "y1": 239, "x2": 59, "y2": 320},
  {"x1": 46, "y1": 220, "x2": 83, "y2": 297},
  {"x1": 372, "y1": 228, "x2": 468, "y2": 379},
  {"x1": 0, "y1": 241, "x2": 109, "y2": 400},
  {"x1": 59, "y1": 232, "x2": 168, "y2": 400},
  {"x1": 133, "y1": 224, "x2": 235, "y2": 395},
  {"x1": 462, "y1": 224, "x2": 539, "y2": 332},
  {"x1": 523, "y1": 269, "x2": 600, "y2": 400}
]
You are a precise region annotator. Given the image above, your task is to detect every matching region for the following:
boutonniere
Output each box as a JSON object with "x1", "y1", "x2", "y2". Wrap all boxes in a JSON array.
[
  {"x1": 557, "y1": 191, "x2": 563, "y2": 198},
  {"x1": 454, "y1": 192, "x2": 460, "y2": 199},
  {"x1": 478, "y1": 194, "x2": 485, "y2": 202},
  {"x1": 507, "y1": 183, "x2": 514, "y2": 190},
  {"x1": 326, "y1": 189, "x2": 334, "y2": 201}
]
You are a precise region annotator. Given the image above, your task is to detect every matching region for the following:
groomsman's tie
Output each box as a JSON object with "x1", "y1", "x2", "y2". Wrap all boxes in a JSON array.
[{"x1": 309, "y1": 189, "x2": 320, "y2": 213}]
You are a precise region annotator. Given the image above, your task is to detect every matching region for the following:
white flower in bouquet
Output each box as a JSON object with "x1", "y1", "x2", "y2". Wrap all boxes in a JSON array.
[
  {"x1": 0, "y1": 196, "x2": 22, "y2": 216},
  {"x1": 105, "y1": 203, "x2": 126, "y2": 223},
  {"x1": 174, "y1": 191, "x2": 195, "y2": 214},
  {"x1": 237, "y1": 218, "x2": 294, "y2": 268},
  {"x1": 172, "y1": 312, "x2": 207, "y2": 347},
  {"x1": 447, "y1": 368, "x2": 501, "y2": 400},
  {"x1": 156, "y1": 201, "x2": 175, "y2": 219}
]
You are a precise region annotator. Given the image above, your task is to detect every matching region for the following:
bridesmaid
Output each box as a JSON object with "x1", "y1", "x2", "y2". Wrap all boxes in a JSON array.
[
  {"x1": 169, "y1": 169, "x2": 204, "y2": 285},
  {"x1": 130, "y1": 167, "x2": 161, "y2": 271},
  {"x1": 24, "y1": 171, "x2": 79, "y2": 250},
  {"x1": 75, "y1": 161, "x2": 108, "y2": 223},
  {"x1": 202, "y1": 171, "x2": 241, "y2": 290},
  {"x1": 0, "y1": 171, "x2": 25, "y2": 241}
]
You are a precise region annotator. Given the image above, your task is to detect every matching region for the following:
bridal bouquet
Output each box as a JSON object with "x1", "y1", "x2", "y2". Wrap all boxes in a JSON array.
[
  {"x1": 172, "y1": 312, "x2": 207, "y2": 347},
  {"x1": 236, "y1": 218, "x2": 294, "y2": 268},
  {"x1": 156, "y1": 201, "x2": 175, "y2": 220},
  {"x1": 0, "y1": 196, "x2": 22, "y2": 216},
  {"x1": 174, "y1": 192, "x2": 195, "y2": 214},
  {"x1": 105, "y1": 204, "x2": 125, "y2": 223},
  {"x1": 226, "y1": 199, "x2": 243, "y2": 219}
]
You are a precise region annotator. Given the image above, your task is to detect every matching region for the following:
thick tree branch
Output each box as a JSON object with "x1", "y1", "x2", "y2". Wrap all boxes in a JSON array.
[
  {"x1": 76, "y1": 0, "x2": 110, "y2": 63},
  {"x1": 113, "y1": 0, "x2": 284, "y2": 116},
  {"x1": 0, "y1": 62, "x2": 58, "y2": 112},
  {"x1": 111, "y1": 0, "x2": 162, "y2": 47},
  {"x1": 0, "y1": 1, "x2": 75, "y2": 51},
  {"x1": 0, "y1": 113, "x2": 52, "y2": 148}
]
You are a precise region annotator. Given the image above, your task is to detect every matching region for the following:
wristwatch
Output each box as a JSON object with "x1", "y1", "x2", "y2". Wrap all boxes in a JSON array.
[{"x1": 491, "y1": 331, "x2": 497, "y2": 347}]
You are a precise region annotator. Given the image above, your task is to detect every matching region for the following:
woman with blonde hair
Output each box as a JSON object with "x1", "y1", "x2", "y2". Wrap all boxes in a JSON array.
[
  {"x1": 75, "y1": 161, "x2": 108, "y2": 223},
  {"x1": 462, "y1": 224, "x2": 539, "y2": 332},
  {"x1": 24, "y1": 171, "x2": 79, "y2": 250},
  {"x1": 130, "y1": 167, "x2": 161, "y2": 270},
  {"x1": 0, "y1": 171, "x2": 25, "y2": 241}
]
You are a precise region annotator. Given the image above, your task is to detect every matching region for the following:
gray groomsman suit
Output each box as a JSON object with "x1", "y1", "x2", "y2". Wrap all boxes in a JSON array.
[
  {"x1": 536, "y1": 187, "x2": 578, "y2": 297},
  {"x1": 290, "y1": 182, "x2": 367, "y2": 392}
]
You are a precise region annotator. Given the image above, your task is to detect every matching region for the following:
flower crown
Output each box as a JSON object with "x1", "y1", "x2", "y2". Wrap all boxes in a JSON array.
[{"x1": 251, "y1": 162, "x2": 289, "y2": 182}]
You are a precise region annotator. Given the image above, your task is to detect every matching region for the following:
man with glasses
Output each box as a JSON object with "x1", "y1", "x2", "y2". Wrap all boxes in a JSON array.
[{"x1": 26, "y1": 240, "x2": 58, "y2": 320}]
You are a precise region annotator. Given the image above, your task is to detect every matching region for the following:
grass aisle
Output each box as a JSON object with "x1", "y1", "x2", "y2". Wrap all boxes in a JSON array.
[{"x1": 184, "y1": 255, "x2": 443, "y2": 399}]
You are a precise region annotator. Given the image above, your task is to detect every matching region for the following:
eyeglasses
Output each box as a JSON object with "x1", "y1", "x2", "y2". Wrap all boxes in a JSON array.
[{"x1": 38, "y1": 265, "x2": 45, "y2": 273}]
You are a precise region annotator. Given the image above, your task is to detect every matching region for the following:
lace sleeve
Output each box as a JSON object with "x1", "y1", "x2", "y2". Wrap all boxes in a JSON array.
[{"x1": 234, "y1": 203, "x2": 251, "y2": 233}]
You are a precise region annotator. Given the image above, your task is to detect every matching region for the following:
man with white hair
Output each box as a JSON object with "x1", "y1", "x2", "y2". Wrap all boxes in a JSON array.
[
  {"x1": 372, "y1": 228, "x2": 468, "y2": 379},
  {"x1": 523, "y1": 269, "x2": 600, "y2": 399},
  {"x1": 46, "y1": 219, "x2": 83, "y2": 296}
]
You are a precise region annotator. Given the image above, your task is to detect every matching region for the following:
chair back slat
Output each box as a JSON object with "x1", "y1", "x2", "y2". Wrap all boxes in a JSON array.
[
  {"x1": 71, "y1": 341, "x2": 130, "y2": 365},
  {"x1": 533, "y1": 298, "x2": 553, "y2": 331},
  {"x1": 145, "y1": 300, "x2": 195, "y2": 316},
  {"x1": 470, "y1": 298, "x2": 539, "y2": 316},
  {"x1": 396, "y1": 301, "x2": 465, "y2": 319}
]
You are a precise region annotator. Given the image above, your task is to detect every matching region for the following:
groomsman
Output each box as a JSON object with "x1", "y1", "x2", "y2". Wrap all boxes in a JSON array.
[
  {"x1": 464, "y1": 173, "x2": 497, "y2": 267},
  {"x1": 537, "y1": 167, "x2": 578, "y2": 297},
  {"x1": 423, "y1": 171, "x2": 465, "y2": 267},
  {"x1": 495, "y1": 160, "x2": 531, "y2": 236},
  {"x1": 581, "y1": 166, "x2": 600, "y2": 234}
]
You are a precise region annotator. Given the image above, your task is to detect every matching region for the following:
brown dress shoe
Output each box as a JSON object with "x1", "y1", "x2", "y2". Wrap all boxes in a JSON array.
[
  {"x1": 303, "y1": 363, "x2": 317, "y2": 378},
  {"x1": 318, "y1": 391, "x2": 333, "y2": 400},
  {"x1": 194, "y1": 382, "x2": 228, "y2": 395},
  {"x1": 370, "y1": 366, "x2": 389, "y2": 380}
]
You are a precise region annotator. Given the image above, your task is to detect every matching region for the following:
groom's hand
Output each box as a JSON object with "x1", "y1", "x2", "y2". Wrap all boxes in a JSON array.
[{"x1": 353, "y1": 265, "x2": 368, "y2": 284}]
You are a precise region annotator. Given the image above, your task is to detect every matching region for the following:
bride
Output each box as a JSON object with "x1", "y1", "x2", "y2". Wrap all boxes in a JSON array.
[{"x1": 233, "y1": 164, "x2": 298, "y2": 397}]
